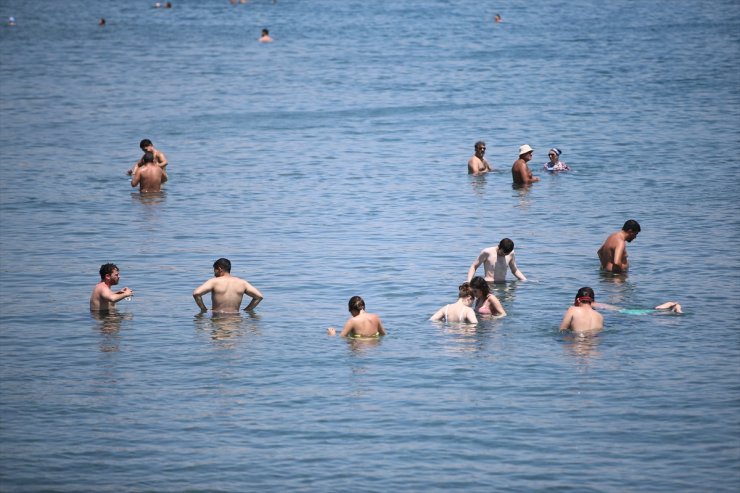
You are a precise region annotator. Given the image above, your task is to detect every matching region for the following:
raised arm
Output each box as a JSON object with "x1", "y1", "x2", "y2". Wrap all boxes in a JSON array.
[
  {"x1": 192, "y1": 279, "x2": 214, "y2": 312},
  {"x1": 508, "y1": 254, "x2": 526, "y2": 281},
  {"x1": 155, "y1": 150, "x2": 168, "y2": 169},
  {"x1": 105, "y1": 285, "x2": 133, "y2": 303},
  {"x1": 242, "y1": 281, "x2": 264, "y2": 311}
]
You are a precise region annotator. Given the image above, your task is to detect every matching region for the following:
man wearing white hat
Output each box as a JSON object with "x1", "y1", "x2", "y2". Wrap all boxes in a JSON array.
[{"x1": 511, "y1": 144, "x2": 539, "y2": 185}]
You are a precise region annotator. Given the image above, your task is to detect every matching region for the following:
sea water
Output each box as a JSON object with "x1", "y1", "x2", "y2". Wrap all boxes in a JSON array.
[{"x1": 1, "y1": 0, "x2": 739, "y2": 491}]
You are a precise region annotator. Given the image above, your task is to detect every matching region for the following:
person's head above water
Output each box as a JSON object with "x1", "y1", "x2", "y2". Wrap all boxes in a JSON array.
[
  {"x1": 99, "y1": 263, "x2": 119, "y2": 280},
  {"x1": 213, "y1": 258, "x2": 231, "y2": 274},
  {"x1": 458, "y1": 282, "x2": 474, "y2": 300},
  {"x1": 498, "y1": 238, "x2": 515, "y2": 255},
  {"x1": 348, "y1": 295, "x2": 365, "y2": 314},
  {"x1": 622, "y1": 219, "x2": 641, "y2": 233},
  {"x1": 574, "y1": 286, "x2": 595, "y2": 306},
  {"x1": 142, "y1": 151, "x2": 154, "y2": 163},
  {"x1": 139, "y1": 139, "x2": 153, "y2": 150},
  {"x1": 548, "y1": 148, "x2": 561, "y2": 159},
  {"x1": 469, "y1": 276, "x2": 490, "y2": 298}
]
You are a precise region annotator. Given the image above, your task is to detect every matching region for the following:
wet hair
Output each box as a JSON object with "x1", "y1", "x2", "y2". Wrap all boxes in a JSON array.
[
  {"x1": 99, "y1": 263, "x2": 118, "y2": 280},
  {"x1": 458, "y1": 282, "x2": 474, "y2": 299},
  {"x1": 139, "y1": 139, "x2": 153, "y2": 150},
  {"x1": 498, "y1": 238, "x2": 515, "y2": 254},
  {"x1": 469, "y1": 276, "x2": 490, "y2": 298},
  {"x1": 142, "y1": 151, "x2": 154, "y2": 163},
  {"x1": 475, "y1": 140, "x2": 486, "y2": 149},
  {"x1": 213, "y1": 258, "x2": 231, "y2": 273},
  {"x1": 262, "y1": 28, "x2": 269, "y2": 35},
  {"x1": 622, "y1": 219, "x2": 641, "y2": 233},
  {"x1": 575, "y1": 286, "x2": 595, "y2": 305},
  {"x1": 348, "y1": 295, "x2": 365, "y2": 313}
]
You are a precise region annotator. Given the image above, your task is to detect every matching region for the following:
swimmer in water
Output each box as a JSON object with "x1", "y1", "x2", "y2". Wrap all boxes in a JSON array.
[
  {"x1": 192, "y1": 258, "x2": 264, "y2": 313},
  {"x1": 597, "y1": 219, "x2": 640, "y2": 273},
  {"x1": 494, "y1": 14, "x2": 502, "y2": 23},
  {"x1": 259, "y1": 28, "x2": 273, "y2": 43},
  {"x1": 90, "y1": 263, "x2": 134, "y2": 311},
  {"x1": 512, "y1": 144, "x2": 540, "y2": 185},
  {"x1": 470, "y1": 276, "x2": 506, "y2": 317},
  {"x1": 595, "y1": 300, "x2": 683, "y2": 315},
  {"x1": 559, "y1": 287, "x2": 603, "y2": 334},
  {"x1": 430, "y1": 282, "x2": 478, "y2": 323},
  {"x1": 327, "y1": 296, "x2": 387, "y2": 337},
  {"x1": 127, "y1": 139, "x2": 168, "y2": 178},
  {"x1": 131, "y1": 151, "x2": 167, "y2": 192},
  {"x1": 98, "y1": 18, "x2": 106, "y2": 26},
  {"x1": 467, "y1": 238, "x2": 527, "y2": 283},
  {"x1": 467, "y1": 140, "x2": 492, "y2": 175},
  {"x1": 543, "y1": 148, "x2": 571, "y2": 172}
]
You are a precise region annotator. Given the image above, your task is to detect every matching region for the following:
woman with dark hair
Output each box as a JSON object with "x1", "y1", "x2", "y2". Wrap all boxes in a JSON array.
[
  {"x1": 469, "y1": 277, "x2": 506, "y2": 317},
  {"x1": 327, "y1": 296, "x2": 387, "y2": 338}
]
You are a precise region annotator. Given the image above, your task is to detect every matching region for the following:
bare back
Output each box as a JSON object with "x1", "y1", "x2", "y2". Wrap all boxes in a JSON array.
[
  {"x1": 560, "y1": 305, "x2": 604, "y2": 334},
  {"x1": 598, "y1": 231, "x2": 628, "y2": 272},
  {"x1": 341, "y1": 311, "x2": 386, "y2": 337},
  {"x1": 132, "y1": 164, "x2": 166, "y2": 193}
]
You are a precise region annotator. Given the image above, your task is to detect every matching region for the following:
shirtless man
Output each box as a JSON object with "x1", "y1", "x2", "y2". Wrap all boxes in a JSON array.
[
  {"x1": 597, "y1": 219, "x2": 641, "y2": 273},
  {"x1": 192, "y1": 258, "x2": 264, "y2": 313},
  {"x1": 131, "y1": 152, "x2": 167, "y2": 192},
  {"x1": 511, "y1": 144, "x2": 539, "y2": 185},
  {"x1": 90, "y1": 263, "x2": 134, "y2": 311},
  {"x1": 127, "y1": 139, "x2": 168, "y2": 178},
  {"x1": 259, "y1": 28, "x2": 273, "y2": 43},
  {"x1": 467, "y1": 238, "x2": 527, "y2": 283},
  {"x1": 467, "y1": 141, "x2": 492, "y2": 175},
  {"x1": 559, "y1": 287, "x2": 603, "y2": 334},
  {"x1": 327, "y1": 296, "x2": 387, "y2": 337}
]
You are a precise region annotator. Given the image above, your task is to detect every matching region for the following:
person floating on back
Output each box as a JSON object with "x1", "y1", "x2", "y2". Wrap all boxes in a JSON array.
[
  {"x1": 192, "y1": 258, "x2": 264, "y2": 313},
  {"x1": 327, "y1": 296, "x2": 387, "y2": 337},
  {"x1": 597, "y1": 219, "x2": 640, "y2": 273},
  {"x1": 559, "y1": 287, "x2": 603, "y2": 335},
  {"x1": 90, "y1": 263, "x2": 134, "y2": 311}
]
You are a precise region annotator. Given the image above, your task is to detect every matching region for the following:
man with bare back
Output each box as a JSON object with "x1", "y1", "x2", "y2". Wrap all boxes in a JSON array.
[
  {"x1": 90, "y1": 263, "x2": 134, "y2": 311},
  {"x1": 192, "y1": 258, "x2": 264, "y2": 313},
  {"x1": 597, "y1": 219, "x2": 641, "y2": 273},
  {"x1": 131, "y1": 151, "x2": 167, "y2": 192}
]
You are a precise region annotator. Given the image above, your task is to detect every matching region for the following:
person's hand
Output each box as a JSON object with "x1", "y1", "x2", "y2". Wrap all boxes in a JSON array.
[
  {"x1": 327, "y1": 327, "x2": 337, "y2": 336},
  {"x1": 126, "y1": 169, "x2": 133, "y2": 176},
  {"x1": 121, "y1": 287, "x2": 133, "y2": 296}
]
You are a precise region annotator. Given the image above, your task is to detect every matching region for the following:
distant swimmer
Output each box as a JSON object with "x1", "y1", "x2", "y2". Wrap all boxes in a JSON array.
[
  {"x1": 259, "y1": 28, "x2": 273, "y2": 43},
  {"x1": 494, "y1": 14, "x2": 502, "y2": 23},
  {"x1": 559, "y1": 287, "x2": 603, "y2": 335},
  {"x1": 327, "y1": 296, "x2": 387, "y2": 337},
  {"x1": 131, "y1": 151, "x2": 167, "y2": 192},
  {"x1": 90, "y1": 263, "x2": 134, "y2": 311},
  {"x1": 7, "y1": 16, "x2": 16, "y2": 26},
  {"x1": 596, "y1": 300, "x2": 683, "y2": 315},
  {"x1": 470, "y1": 276, "x2": 506, "y2": 317},
  {"x1": 127, "y1": 139, "x2": 168, "y2": 178},
  {"x1": 467, "y1": 140, "x2": 492, "y2": 175},
  {"x1": 543, "y1": 148, "x2": 571, "y2": 172},
  {"x1": 98, "y1": 18, "x2": 106, "y2": 26},
  {"x1": 467, "y1": 237, "x2": 527, "y2": 283},
  {"x1": 193, "y1": 258, "x2": 264, "y2": 313},
  {"x1": 512, "y1": 144, "x2": 539, "y2": 185},
  {"x1": 430, "y1": 282, "x2": 478, "y2": 323},
  {"x1": 597, "y1": 219, "x2": 641, "y2": 273}
]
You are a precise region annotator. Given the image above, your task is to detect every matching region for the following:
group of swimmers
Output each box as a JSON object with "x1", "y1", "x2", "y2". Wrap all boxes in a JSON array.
[{"x1": 102, "y1": 139, "x2": 682, "y2": 338}]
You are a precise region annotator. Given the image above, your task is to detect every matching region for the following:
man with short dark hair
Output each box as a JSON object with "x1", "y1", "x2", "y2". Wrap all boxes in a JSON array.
[
  {"x1": 468, "y1": 141, "x2": 492, "y2": 175},
  {"x1": 127, "y1": 139, "x2": 168, "y2": 178},
  {"x1": 90, "y1": 263, "x2": 134, "y2": 311},
  {"x1": 598, "y1": 220, "x2": 641, "y2": 273},
  {"x1": 467, "y1": 238, "x2": 527, "y2": 283},
  {"x1": 192, "y1": 258, "x2": 264, "y2": 313},
  {"x1": 131, "y1": 151, "x2": 167, "y2": 192}
]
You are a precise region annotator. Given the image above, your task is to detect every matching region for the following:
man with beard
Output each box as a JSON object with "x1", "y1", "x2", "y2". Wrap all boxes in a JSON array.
[{"x1": 90, "y1": 263, "x2": 134, "y2": 311}]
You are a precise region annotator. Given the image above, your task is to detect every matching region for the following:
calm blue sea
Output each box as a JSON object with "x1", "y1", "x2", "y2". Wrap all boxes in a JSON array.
[{"x1": 1, "y1": 0, "x2": 739, "y2": 491}]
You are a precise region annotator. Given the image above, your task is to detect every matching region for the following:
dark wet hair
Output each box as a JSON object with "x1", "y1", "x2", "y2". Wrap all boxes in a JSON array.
[
  {"x1": 348, "y1": 295, "x2": 365, "y2": 313},
  {"x1": 622, "y1": 219, "x2": 641, "y2": 233},
  {"x1": 262, "y1": 28, "x2": 269, "y2": 35},
  {"x1": 475, "y1": 140, "x2": 486, "y2": 149},
  {"x1": 498, "y1": 238, "x2": 515, "y2": 254},
  {"x1": 575, "y1": 286, "x2": 595, "y2": 304},
  {"x1": 99, "y1": 263, "x2": 118, "y2": 280},
  {"x1": 142, "y1": 151, "x2": 154, "y2": 163},
  {"x1": 213, "y1": 258, "x2": 231, "y2": 273},
  {"x1": 458, "y1": 282, "x2": 474, "y2": 299},
  {"x1": 139, "y1": 139, "x2": 153, "y2": 149},
  {"x1": 469, "y1": 276, "x2": 490, "y2": 297}
]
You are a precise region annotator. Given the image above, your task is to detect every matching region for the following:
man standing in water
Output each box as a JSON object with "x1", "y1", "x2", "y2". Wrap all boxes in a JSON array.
[
  {"x1": 131, "y1": 152, "x2": 167, "y2": 192},
  {"x1": 127, "y1": 139, "x2": 168, "y2": 178},
  {"x1": 90, "y1": 263, "x2": 134, "y2": 311},
  {"x1": 467, "y1": 238, "x2": 527, "y2": 283},
  {"x1": 467, "y1": 141, "x2": 492, "y2": 175},
  {"x1": 511, "y1": 144, "x2": 539, "y2": 185},
  {"x1": 192, "y1": 258, "x2": 264, "y2": 313},
  {"x1": 597, "y1": 219, "x2": 641, "y2": 273}
]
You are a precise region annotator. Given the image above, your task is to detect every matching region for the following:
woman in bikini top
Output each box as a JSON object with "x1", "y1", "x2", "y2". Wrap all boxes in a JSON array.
[
  {"x1": 430, "y1": 282, "x2": 478, "y2": 323},
  {"x1": 470, "y1": 276, "x2": 507, "y2": 317}
]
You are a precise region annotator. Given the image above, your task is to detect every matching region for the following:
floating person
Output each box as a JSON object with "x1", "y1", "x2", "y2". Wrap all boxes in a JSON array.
[
  {"x1": 98, "y1": 18, "x2": 106, "y2": 26},
  {"x1": 467, "y1": 140, "x2": 493, "y2": 175},
  {"x1": 559, "y1": 287, "x2": 603, "y2": 334},
  {"x1": 193, "y1": 258, "x2": 264, "y2": 313},
  {"x1": 467, "y1": 237, "x2": 527, "y2": 283},
  {"x1": 430, "y1": 282, "x2": 478, "y2": 323},
  {"x1": 597, "y1": 219, "x2": 641, "y2": 273},
  {"x1": 512, "y1": 144, "x2": 539, "y2": 185},
  {"x1": 494, "y1": 14, "x2": 502, "y2": 23},
  {"x1": 259, "y1": 28, "x2": 273, "y2": 43},
  {"x1": 327, "y1": 296, "x2": 387, "y2": 337},
  {"x1": 127, "y1": 138, "x2": 168, "y2": 178},
  {"x1": 131, "y1": 151, "x2": 167, "y2": 192},
  {"x1": 469, "y1": 276, "x2": 507, "y2": 317},
  {"x1": 543, "y1": 148, "x2": 571, "y2": 172},
  {"x1": 90, "y1": 263, "x2": 134, "y2": 311},
  {"x1": 7, "y1": 16, "x2": 16, "y2": 26},
  {"x1": 596, "y1": 300, "x2": 683, "y2": 315}
]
